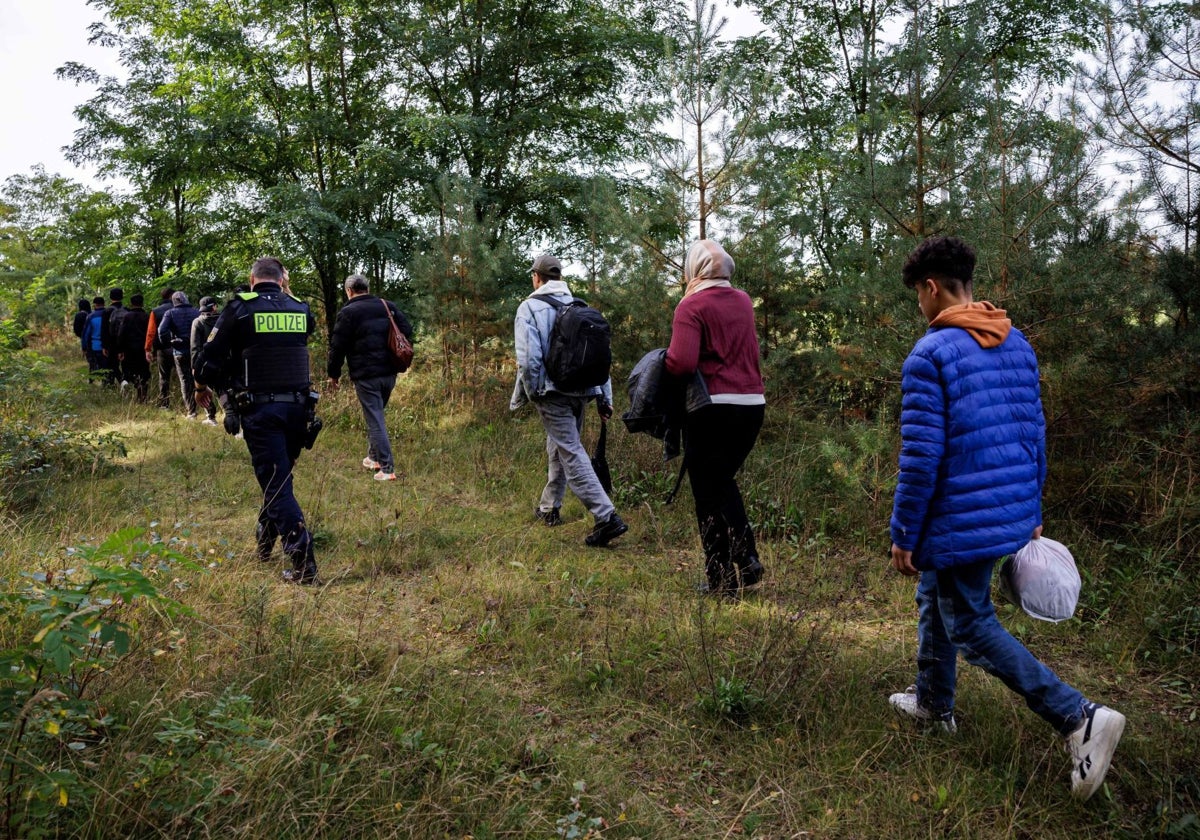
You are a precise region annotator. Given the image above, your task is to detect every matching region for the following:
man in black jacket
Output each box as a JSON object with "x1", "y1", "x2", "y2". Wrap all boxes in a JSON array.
[
  {"x1": 100, "y1": 287, "x2": 126, "y2": 386},
  {"x1": 326, "y1": 273, "x2": 414, "y2": 482},
  {"x1": 116, "y1": 293, "x2": 151, "y2": 402}
]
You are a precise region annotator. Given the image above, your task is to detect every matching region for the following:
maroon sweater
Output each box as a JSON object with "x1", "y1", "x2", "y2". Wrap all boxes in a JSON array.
[{"x1": 665, "y1": 286, "x2": 765, "y2": 402}]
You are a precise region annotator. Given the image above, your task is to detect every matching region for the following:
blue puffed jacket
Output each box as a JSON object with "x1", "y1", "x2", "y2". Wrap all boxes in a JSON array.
[{"x1": 890, "y1": 302, "x2": 1046, "y2": 571}]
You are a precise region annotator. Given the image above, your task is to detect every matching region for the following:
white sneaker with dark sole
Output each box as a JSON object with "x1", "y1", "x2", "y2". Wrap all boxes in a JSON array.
[
  {"x1": 362, "y1": 457, "x2": 381, "y2": 471},
  {"x1": 373, "y1": 471, "x2": 397, "y2": 481},
  {"x1": 889, "y1": 685, "x2": 957, "y2": 734},
  {"x1": 1067, "y1": 703, "x2": 1125, "y2": 800}
]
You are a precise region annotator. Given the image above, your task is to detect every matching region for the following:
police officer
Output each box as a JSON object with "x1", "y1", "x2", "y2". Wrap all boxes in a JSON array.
[{"x1": 193, "y1": 257, "x2": 321, "y2": 584}]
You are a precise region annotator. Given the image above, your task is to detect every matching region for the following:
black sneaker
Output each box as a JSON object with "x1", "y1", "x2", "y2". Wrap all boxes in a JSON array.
[
  {"x1": 534, "y1": 506, "x2": 562, "y2": 527},
  {"x1": 585, "y1": 513, "x2": 628, "y2": 547}
]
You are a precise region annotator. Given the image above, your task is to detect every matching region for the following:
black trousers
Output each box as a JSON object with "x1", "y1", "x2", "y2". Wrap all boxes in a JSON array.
[
  {"x1": 121, "y1": 355, "x2": 151, "y2": 401},
  {"x1": 241, "y1": 401, "x2": 313, "y2": 570},
  {"x1": 684, "y1": 403, "x2": 764, "y2": 585}
]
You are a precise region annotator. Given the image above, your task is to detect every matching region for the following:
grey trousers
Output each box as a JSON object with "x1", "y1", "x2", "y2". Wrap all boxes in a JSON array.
[
  {"x1": 353, "y1": 374, "x2": 397, "y2": 472},
  {"x1": 535, "y1": 394, "x2": 614, "y2": 522}
]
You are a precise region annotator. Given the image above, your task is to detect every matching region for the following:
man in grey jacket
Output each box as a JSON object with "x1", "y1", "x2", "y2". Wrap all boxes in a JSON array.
[{"x1": 511, "y1": 254, "x2": 627, "y2": 547}]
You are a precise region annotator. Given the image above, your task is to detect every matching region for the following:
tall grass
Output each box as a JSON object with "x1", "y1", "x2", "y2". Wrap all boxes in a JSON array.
[{"x1": 0, "y1": 335, "x2": 1197, "y2": 838}]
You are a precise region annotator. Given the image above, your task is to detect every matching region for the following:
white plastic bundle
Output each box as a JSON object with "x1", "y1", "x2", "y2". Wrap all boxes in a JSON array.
[{"x1": 997, "y1": 537, "x2": 1081, "y2": 623}]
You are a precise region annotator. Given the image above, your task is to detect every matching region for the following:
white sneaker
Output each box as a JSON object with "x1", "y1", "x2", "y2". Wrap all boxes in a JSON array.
[
  {"x1": 1067, "y1": 703, "x2": 1125, "y2": 800},
  {"x1": 362, "y1": 457, "x2": 381, "y2": 471},
  {"x1": 184, "y1": 413, "x2": 197, "y2": 421},
  {"x1": 373, "y1": 471, "x2": 397, "y2": 482},
  {"x1": 888, "y1": 686, "x2": 957, "y2": 734},
  {"x1": 201, "y1": 417, "x2": 218, "y2": 426}
]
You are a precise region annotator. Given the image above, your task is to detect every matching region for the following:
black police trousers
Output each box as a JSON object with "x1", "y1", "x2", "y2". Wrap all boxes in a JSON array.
[{"x1": 241, "y1": 400, "x2": 314, "y2": 568}]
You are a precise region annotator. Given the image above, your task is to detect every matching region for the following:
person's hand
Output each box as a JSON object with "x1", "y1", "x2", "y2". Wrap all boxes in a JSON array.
[
  {"x1": 102, "y1": 349, "x2": 109, "y2": 358},
  {"x1": 597, "y1": 400, "x2": 613, "y2": 420},
  {"x1": 118, "y1": 352, "x2": 125, "y2": 362},
  {"x1": 194, "y1": 385, "x2": 212, "y2": 410},
  {"x1": 1031, "y1": 525, "x2": 1043, "y2": 540},
  {"x1": 145, "y1": 351, "x2": 153, "y2": 363},
  {"x1": 326, "y1": 377, "x2": 339, "y2": 393},
  {"x1": 890, "y1": 543, "x2": 918, "y2": 576}
]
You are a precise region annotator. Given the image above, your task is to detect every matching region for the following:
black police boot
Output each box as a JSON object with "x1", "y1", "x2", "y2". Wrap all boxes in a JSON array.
[
  {"x1": 283, "y1": 550, "x2": 319, "y2": 585},
  {"x1": 282, "y1": 530, "x2": 319, "y2": 585},
  {"x1": 255, "y1": 518, "x2": 278, "y2": 562}
]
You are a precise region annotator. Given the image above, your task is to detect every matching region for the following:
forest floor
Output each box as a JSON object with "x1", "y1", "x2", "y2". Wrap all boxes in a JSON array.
[{"x1": 2, "y1": 335, "x2": 1197, "y2": 839}]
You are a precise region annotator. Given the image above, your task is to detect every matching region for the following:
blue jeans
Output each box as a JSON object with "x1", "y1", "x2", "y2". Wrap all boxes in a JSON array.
[
  {"x1": 915, "y1": 560, "x2": 1085, "y2": 735},
  {"x1": 353, "y1": 375, "x2": 396, "y2": 472},
  {"x1": 535, "y1": 394, "x2": 614, "y2": 522}
]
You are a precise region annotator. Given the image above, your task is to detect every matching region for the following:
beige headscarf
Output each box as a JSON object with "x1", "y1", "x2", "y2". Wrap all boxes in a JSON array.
[{"x1": 683, "y1": 239, "x2": 734, "y2": 298}]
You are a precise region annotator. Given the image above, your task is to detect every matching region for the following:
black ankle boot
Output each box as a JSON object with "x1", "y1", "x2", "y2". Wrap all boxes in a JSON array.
[{"x1": 255, "y1": 520, "x2": 278, "y2": 562}]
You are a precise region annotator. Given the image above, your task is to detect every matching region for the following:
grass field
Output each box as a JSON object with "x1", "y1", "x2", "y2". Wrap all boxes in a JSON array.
[{"x1": 1, "y1": 336, "x2": 1197, "y2": 839}]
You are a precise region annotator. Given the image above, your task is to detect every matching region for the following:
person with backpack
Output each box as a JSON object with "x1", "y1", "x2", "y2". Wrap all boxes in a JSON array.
[
  {"x1": 665, "y1": 239, "x2": 766, "y2": 595},
  {"x1": 510, "y1": 253, "x2": 627, "y2": 547}
]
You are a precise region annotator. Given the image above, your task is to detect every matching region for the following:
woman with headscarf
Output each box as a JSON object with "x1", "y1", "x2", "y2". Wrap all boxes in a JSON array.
[{"x1": 665, "y1": 239, "x2": 766, "y2": 595}]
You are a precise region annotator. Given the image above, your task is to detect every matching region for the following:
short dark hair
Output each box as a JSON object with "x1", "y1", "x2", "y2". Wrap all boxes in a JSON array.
[
  {"x1": 109, "y1": 287, "x2": 124, "y2": 301},
  {"x1": 92, "y1": 296, "x2": 105, "y2": 307},
  {"x1": 160, "y1": 287, "x2": 175, "y2": 301},
  {"x1": 901, "y1": 235, "x2": 975, "y2": 294},
  {"x1": 130, "y1": 293, "x2": 144, "y2": 306},
  {"x1": 251, "y1": 257, "x2": 286, "y2": 283},
  {"x1": 77, "y1": 299, "x2": 90, "y2": 311}
]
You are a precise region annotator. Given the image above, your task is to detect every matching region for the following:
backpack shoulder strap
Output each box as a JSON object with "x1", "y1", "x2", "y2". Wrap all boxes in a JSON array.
[{"x1": 535, "y1": 294, "x2": 586, "y2": 310}]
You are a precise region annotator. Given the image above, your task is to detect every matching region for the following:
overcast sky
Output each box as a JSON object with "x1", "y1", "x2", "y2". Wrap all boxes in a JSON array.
[{"x1": 0, "y1": 0, "x2": 122, "y2": 187}]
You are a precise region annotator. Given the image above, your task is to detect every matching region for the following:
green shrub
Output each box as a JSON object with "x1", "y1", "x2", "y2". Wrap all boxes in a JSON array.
[{"x1": 0, "y1": 528, "x2": 197, "y2": 839}]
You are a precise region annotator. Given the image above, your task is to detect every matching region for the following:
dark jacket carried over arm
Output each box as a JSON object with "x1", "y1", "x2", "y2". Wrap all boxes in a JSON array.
[{"x1": 326, "y1": 295, "x2": 414, "y2": 381}]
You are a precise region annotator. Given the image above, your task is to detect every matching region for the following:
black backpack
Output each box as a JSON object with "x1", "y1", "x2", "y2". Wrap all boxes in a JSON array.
[{"x1": 539, "y1": 295, "x2": 612, "y2": 391}]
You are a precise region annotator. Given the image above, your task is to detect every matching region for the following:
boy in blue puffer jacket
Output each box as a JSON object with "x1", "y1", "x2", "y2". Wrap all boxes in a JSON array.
[{"x1": 887, "y1": 236, "x2": 1124, "y2": 801}]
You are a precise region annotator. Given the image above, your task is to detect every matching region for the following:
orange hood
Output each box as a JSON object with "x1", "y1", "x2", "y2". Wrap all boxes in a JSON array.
[{"x1": 930, "y1": 301, "x2": 1012, "y2": 348}]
